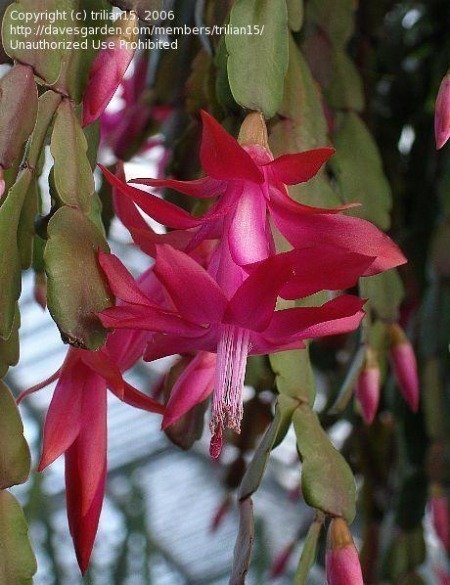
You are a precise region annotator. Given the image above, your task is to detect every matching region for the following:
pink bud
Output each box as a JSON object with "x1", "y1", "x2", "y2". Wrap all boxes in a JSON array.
[
  {"x1": 435, "y1": 74, "x2": 450, "y2": 150},
  {"x1": 82, "y1": 14, "x2": 137, "y2": 127},
  {"x1": 430, "y1": 485, "x2": 449, "y2": 552},
  {"x1": 270, "y1": 540, "x2": 296, "y2": 579},
  {"x1": 355, "y1": 349, "x2": 380, "y2": 425},
  {"x1": 388, "y1": 324, "x2": 419, "y2": 412},
  {"x1": 326, "y1": 518, "x2": 364, "y2": 585}
]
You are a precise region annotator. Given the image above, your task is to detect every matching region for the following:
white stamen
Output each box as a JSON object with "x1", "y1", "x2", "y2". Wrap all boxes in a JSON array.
[{"x1": 210, "y1": 325, "x2": 250, "y2": 451}]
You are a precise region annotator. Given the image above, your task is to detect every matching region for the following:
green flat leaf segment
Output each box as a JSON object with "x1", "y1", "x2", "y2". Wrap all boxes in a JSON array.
[
  {"x1": 330, "y1": 112, "x2": 392, "y2": 230},
  {"x1": 0, "y1": 381, "x2": 31, "y2": 490},
  {"x1": 0, "y1": 491, "x2": 37, "y2": 585},
  {"x1": 226, "y1": 0, "x2": 289, "y2": 118},
  {"x1": 44, "y1": 207, "x2": 113, "y2": 350},
  {"x1": 293, "y1": 404, "x2": 356, "y2": 522},
  {"x1": 50, "y1": 99, "x2": 95, "y2": 213}
]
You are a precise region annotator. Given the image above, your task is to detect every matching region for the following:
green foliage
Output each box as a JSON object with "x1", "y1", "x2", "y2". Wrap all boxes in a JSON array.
[
  {"x1": 360, "y1": 269, "x2": 405, "y2": 322},
  {"x1": 44, "y1": 207, "x2": 113, "y2": 349},
  {"x1": 0, "y1": 380, "x2": 31, "y2": 489},
  {"x1": 330, "y1": 112, "x2": 392, "y2": 230},
  {"x1": 51, "y1": 100, "x2": 95, "y2": 212},
  {"x1": 226, "y1": 0, "x2": 289, "y2": 118},
  {"x1": 0, "y1": 170, "x2": 33, "y2": 339},
  {"x1": 293, "y1": 518, "x2": 322, "y2": 585},
  {"x1": 0, "y1": 491, "x2": 37, "y2": 584},
  {"x1": 293, "y1": 405, "x2": 356, "y2": 522}
]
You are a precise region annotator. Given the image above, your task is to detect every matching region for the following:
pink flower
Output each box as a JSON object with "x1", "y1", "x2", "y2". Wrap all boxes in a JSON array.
[
  {"x1": 100, "y1": 110, "x2": 406, "y2": 279},
  {"x1": 326, "y1": 518, "x2": 364, "y2": 585},
  {"x1": 355, "y1": 348, "x2": 380, "y2": 424},
  {"x1": 388, "y1": 323, "x2": 419, "y2": 412},
  {"x1": 435, "y1": 73, "x2": 450, "y2": 150},
  {"x1": 82, "y1": 14, "x2": 137, "y2": 128},
  {"x1": 98, "y1": 245, "x2": 366, "y2": 457},
  {"x1": 430, "y1": 484, "x2": 450, "y2": 552},
  {"x1": 17, "y1": 267, "x2": 165, "y2": 573}
]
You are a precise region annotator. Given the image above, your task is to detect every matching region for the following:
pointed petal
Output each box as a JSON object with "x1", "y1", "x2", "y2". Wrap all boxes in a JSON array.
[
  {"x1": 65, "y1": 437, "x2": 106, "y2": 574},
  {"x1": 99, "y1": 304, "x2": 203, "y2": 336},
  {"x1": 162, "y1": 352, "x2": 216, "y2": 428},
  {"x1": 264, "y1": 295, "x2": 365, "y2": 343},
  {"x1": 228, "y1": 182, "x2": 271, "y2": 265},
  {"x1": 279, "y1": 246, "x2": 376, "y2": 299},
  {"x1": 266, "y1": 147, "x2": 335, "y2": 185},
  {"x1": 98, "y1": 250, "x2": 151, "y2": 305},
  {"x1": 112, "y1": 162, "x2": 149, "y2": 232},
  {"x1": 80, "y1": 349, "x2": 124, "y2": 398},
  {"x1": 144, "y1": 330, "x2": 217, "y2": 361},
  {"x1": 130, "y1": 176, "x2": 225, "y2": 198},
  {"x1": 38, "y1": 354, "x2": 86, "y2": 470},
  {"x1": 154, "y1": 244, "x2": 227, "y2": 323},
  {"x1": 100, "y1": 164, "x2": 200, "y2": 229},
  {"x1": 119, "y1": 381, "x2": 165, "y2": 414},
  {"x1": 270, "y1": 198, "x2": 406, "y2": 275},
  {"x1": 200, "y1": 110, "x2": 263, "y2": 183},
  {"x1": 249, "y1": 333, "x2": 306, "y2": 355},
  {"x1": 226, "y1": 254, "x2": 294, "y2": 331},
  {"x1": 77, "y1": 378, "x2": 107, "y2": 517},
  {"x1": 130, "y1": 226, "x2": 194, "y2": 257}
]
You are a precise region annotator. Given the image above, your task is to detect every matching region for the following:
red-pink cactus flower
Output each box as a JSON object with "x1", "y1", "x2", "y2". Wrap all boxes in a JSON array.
[
  {"x1": 435, "y1": 73, "x2": 450, "y2": 150},
  {"x1": 355, "y1": 348, "x2": 380, "y2": 424},
  {"x1": 326, "y1": 518, "x2": 364, "y2": 585},
  {"x1": 100, "y1": 110, "x2": 406, "y2": 279},
  {"x1": 388, "y1": 323, "x2": 419, "y2": 412},
  {"x1": 98, "y1": 245, "x2": 366, "y2": 457},
  {"x1": 17, "y1": 266, "x2": 165, "y2": 573}
]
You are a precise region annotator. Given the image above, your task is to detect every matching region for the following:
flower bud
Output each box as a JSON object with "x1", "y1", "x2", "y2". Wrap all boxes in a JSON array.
[
  {"x1": 82, "y1": 12, "x2": 138, "y2": 127},
  {"x1": 326, "y1": 518, "x2": 364, "y2": 585},
  {"x1": 430, "y1": 484, "x2": 449, "y2": 552},
  {"x1": 435, "y1": 73, "x2": 450, "y2": 150},
  {"x1": 355, "y1": 348, "x2": 380, "y2": 425},
  {"x1": 388, "y1": 324, "x2": 419, "y2": 412}
]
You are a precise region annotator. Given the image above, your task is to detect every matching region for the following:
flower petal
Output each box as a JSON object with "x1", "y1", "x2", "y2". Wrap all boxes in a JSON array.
[
  {"x1": 38, "y1": 353, "x2": 86, "y2": 470},
  {"x1": 162, "y1": 351, "x2": 216, "y2": 428},
  {"x1": 264, "y1": 295, "x2": 365, "y2": 344},
  {"x1": 130, "y1": 176, "x2": 225, "y2": 198},
  {"x1": 99, "y1": 304, "x2": 202, "y2": 336},
  {"x1": 200, "y1": 110, "x2": 263, "y2": 183},
  {"x1": 154, "y1": 244, "x2": 227, "y2": 324},
  {"x1": 144, "y1": 330, "x2": 217, "y2": 362},
  {"x1": 227, "y1": 182, "x2": 271, "y2": 265},
  {"x1": 77, "y1": 378, "x2": 107, "y2": 517},
  {"x1": 65, "y1": 433, "x2": 106, "y2": 574},
  {"x1": 97, "y1": 250, "x2": 152, "y2": 306},
  {"x1": 80, "y1": 348, "x2": 124, "y2": 398},
  {"x1": 100, "y1": 164, "x2": 200, "y2": 229},
  {"x1": 266, "y1": 147, "x2": 335, "y2": 185},
  {"x1": 270, "y1": 198, "x2": 406, "y2": 275},
  {"x1": 279, "y1": 246, "x2": 376, "y2": 299},
  {"x1": 226, "y1": 254, "x2": 294, "y2": 331},
  {"x1": 112, "y1": 162, "x2": 149, "y2": 232},
  {"x1": 120, "y1": 381, "x2": 165, "y2": 414}
]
